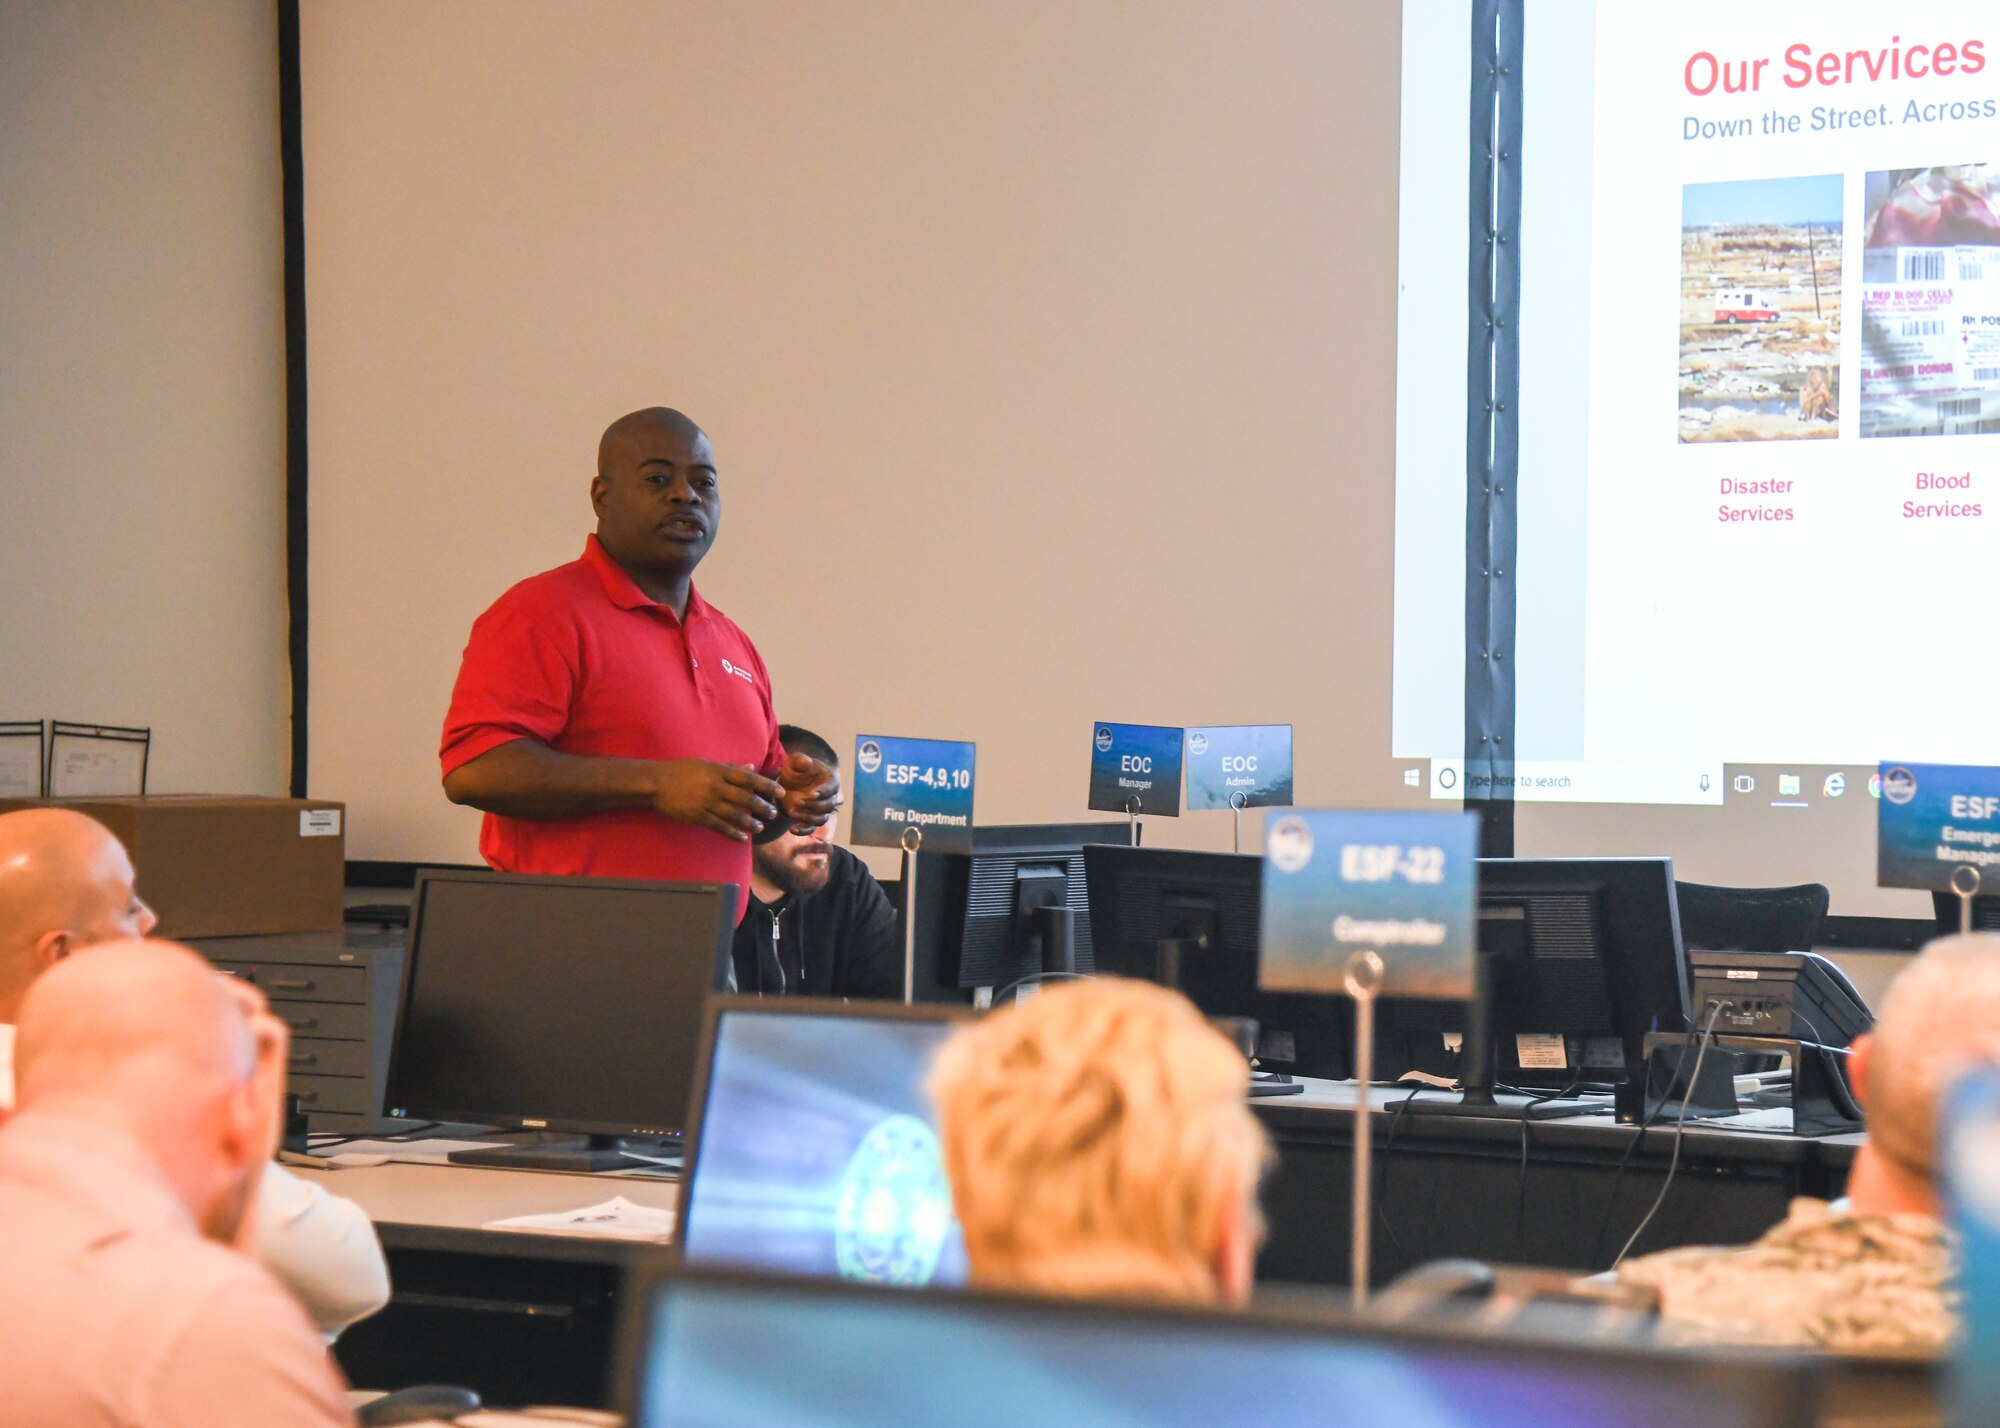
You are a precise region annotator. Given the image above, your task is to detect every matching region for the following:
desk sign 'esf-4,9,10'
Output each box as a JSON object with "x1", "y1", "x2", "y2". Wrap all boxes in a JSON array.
[
  {"x1": 1878, "y1": 761, "x2": 2000, "y2": 892},
  {"x1": 1258, "y1": 809, "x2": 1479, "y2": 1002},
  {"x1": 850, "y1": 736, "x2": 976, "y2": 855}
]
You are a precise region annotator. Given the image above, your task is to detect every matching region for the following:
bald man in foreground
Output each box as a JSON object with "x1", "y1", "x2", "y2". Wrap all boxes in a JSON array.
[
  {"x1": 1617, "y1": 932, "x2": 2000, "y2": 1351},
  {"x1": 0, "y1": 808, "x2": 389, "y2": 1337},
  {"x1": 0, "y1": 940, "x2": 354, "y2": 1426}
]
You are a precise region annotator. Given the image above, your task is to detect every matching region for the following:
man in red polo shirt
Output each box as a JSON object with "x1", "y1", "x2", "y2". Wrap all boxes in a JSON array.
[{"x1": 439, "y1": 407, "x2": 838, "y2": 917}]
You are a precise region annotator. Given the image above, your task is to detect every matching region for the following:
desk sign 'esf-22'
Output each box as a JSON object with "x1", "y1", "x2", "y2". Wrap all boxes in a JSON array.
[
  {"x1": 1185, "y1": 725, "x2": 1293, "y2": 810},
  {"x1": 1258, "y1": 809, "x2": 1478, "y2": 1001},
  {"x1": 1878, "y1": 761, "x2": 2000, "y2": 891},
  {"x1": 1088, "y1": 722, "x2": 1184, "y2": 816},
  {"x1": 851, "y1": 736, "x2": 976, "y2": 855}
]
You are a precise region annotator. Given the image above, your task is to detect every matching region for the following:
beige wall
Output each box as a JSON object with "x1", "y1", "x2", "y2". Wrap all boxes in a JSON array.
[
  {"x1": 300, "y1": 0, "x2": 1408, "y2": 866},
  {"x1": 0, "y1": 0, "x2": 290, "y2": 796}
]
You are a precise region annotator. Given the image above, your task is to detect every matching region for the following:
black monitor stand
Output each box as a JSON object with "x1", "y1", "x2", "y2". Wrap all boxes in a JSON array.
[
  {"x1": 448, "y1": 1133, "x2": 682, "y2": 1173},
  {"x1": 1400, "y1": 947, "x2": 1593, "y2": 1122},
  {"x1": 1155, "y1": 936, "x2": 1304, "y2": 1099}
]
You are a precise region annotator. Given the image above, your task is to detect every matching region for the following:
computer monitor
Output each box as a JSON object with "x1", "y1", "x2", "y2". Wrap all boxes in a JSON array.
[
  {"x1": 903, "y1": 822, "x2": 1134, "y2": 1000},
  {"x1": 1084, "y1": 844, "x2": 1352, "y2": 1082},
  {"x1": 1386, "y1": 857, "x2": 1690, "y2": 1120},
  {"x1": 675, "y1": 997, "x2": 972, "y2": 1288},
  {"x1": 382, "y1": 869, "x2": 736, "y2": 1171},
  {"x1": 614, "y1": 1265, "x2": 1820, "y2": 1428},
  {"x1": 1933, "y1": 890, "x2": 2000, "y2": 936}
]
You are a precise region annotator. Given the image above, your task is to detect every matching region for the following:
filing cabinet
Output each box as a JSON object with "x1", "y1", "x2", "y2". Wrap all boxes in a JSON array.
[{"x1": 195, "y1": 928, "x2": 405, "y2": 1133}]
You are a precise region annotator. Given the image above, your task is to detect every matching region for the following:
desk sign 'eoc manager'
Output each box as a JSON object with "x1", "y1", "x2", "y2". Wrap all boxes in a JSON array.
[
  {"x1": 851, "y1": 736, "x2": 976, "y2": 855},
  {"x1": 1088, "y1": 723, "x2": 1184, "y2": 817},
  {"x1": 1258, "y1": 809, "x2": 1479, "y2": 1002}
]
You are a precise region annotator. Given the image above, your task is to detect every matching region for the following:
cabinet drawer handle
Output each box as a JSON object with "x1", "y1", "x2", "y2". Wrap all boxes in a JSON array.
[
  {"x1": 284, "y1": 1016, "x2": 318, "y2": 1031},
  {"x1": 270, "y1": 979, "x2": 315, "y2": 992},
  {"x1": 294, "y1": 1090, "x2": 319, "y2": 1104},
  {"x1": 289, "y1": 1053, "x2": 318, "y2": 1068}
]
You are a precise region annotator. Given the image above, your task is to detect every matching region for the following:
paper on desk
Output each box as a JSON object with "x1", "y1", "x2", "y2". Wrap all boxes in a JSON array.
[
  {"x1": 483, "y1": 1195, "x2": 676, "y2": 1242},
  {"x1": 1696, "y1": 1106, "x2": 1795, "y2": 1134}
]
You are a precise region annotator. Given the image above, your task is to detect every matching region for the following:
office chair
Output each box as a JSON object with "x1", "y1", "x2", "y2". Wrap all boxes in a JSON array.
[{"x1": 1675, "y1": 881, "x2": 1829, "y2": 953}]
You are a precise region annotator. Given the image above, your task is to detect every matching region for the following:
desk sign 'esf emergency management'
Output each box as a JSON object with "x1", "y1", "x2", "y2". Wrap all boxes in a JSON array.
[
  {"x1": 1877, "y1": 762, "x2": 2000, "y2": 890},
  {"x1": 850, "y1": 736, "x2": 976, "y2": 855},
  {"x1": 1185, "y1": 725, "x2": 1293, "y2": 810},
  {"x1": 1088, "y1": 722, "x2": 1184, "y2": 816},
  {"x1": 1258, "y1": 809, "x2": 1479, "y2": 1001}
]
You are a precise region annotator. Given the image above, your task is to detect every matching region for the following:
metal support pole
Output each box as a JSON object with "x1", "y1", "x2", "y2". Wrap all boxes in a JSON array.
[
  {"x1": 1230, "y1": 790, "x2": 1248, "y2": 854},
  {"x1": 1955, "y1": 865, "x2": 1983, "y2": 935},
  {"x1": 1344, "y1": 949, "x2": 1386, "y2": 1311},
  {"x1": 1125, "y1": 796, "x2": 1142, "y2": 847},
  {"x1": 900, "y1": 827, "x2": 923, "y2": 1004}
]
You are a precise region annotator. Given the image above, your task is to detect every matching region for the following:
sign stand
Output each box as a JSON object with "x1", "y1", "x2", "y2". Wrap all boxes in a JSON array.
[
  {"x1": 1125, "y1": 795, "x2": 1143, "y2": 847},
  {"x1": 1229, "y1": 790, "x2": 1249, "y2": 854},
  {"x1": 1343, "y1": 948, "x2": 1385, "y2": 1310},
  {"x1": 900, "y1": 827, "x2": 923, "y2": 1004},
  {"x1": 1955, "y1": 866, "x2": 1983, "y2": 934}
]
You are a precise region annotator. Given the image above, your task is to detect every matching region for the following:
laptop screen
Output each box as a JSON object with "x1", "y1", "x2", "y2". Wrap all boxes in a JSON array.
[
  {"x1": 678, "y1": 1003, "x2": 969, "y2": 1289},
  {"x1": 626, "y1": 1273, "x2": 1814, "y2": 1428}
]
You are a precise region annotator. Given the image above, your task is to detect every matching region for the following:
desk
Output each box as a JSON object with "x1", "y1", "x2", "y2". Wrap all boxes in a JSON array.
[
  {"x1": 1254, "y1": 1080, "x2": 1861, "y2": 1288},
  {"x1": 304, "y1": 1159, "x2": 676, "y2": 1407},
  {"x1": 317, "y1": 1091, "x2": 1865, "y2": 1405}
]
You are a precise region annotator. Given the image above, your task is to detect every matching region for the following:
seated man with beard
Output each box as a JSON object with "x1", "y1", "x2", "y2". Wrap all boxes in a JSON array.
[{"x1": 730, "y1": 726, "x2": 900, "y2": 999}]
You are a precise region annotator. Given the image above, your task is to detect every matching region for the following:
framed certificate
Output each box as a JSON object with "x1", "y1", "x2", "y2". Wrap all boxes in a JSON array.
[
  {"x1": 0, "y1": 721, "x2": 45, "y2": 799},
  {"x1": 46, "y1": 721, "x2": 151, "y2": 797}
]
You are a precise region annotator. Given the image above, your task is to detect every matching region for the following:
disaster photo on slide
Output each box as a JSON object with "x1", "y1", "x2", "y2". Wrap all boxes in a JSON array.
[{"x1": 1679, "y1": 174, "x2": 1843, "y2": 443}]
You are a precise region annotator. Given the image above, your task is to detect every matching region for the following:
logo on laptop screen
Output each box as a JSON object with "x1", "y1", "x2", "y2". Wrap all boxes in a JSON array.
[{"x1": 834, "y1": 1115, "x2": 953, "y2": 1288}]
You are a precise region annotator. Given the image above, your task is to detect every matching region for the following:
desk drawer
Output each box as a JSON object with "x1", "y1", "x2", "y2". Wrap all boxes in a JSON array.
[
  {"x1": 288, "y1": 1074, "x2": 374, "y2": 1117},
  {"x1": 271, "y1": 999, "x2": 369, "y2": 1041},
  {"x1": 287, "y1": 1039, "x2": 369, "y2": 1079},
  {"x1": 213, "y1": 962, "x2": 367, "y2": 1005}
]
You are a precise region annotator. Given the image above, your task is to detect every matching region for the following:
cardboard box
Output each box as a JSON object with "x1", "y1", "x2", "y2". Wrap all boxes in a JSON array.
[{"x1": 0, "y1": 795, "x2": 346, "y2": 938}]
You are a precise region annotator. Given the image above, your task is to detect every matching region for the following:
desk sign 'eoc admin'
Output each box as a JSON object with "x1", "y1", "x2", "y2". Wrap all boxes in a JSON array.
[
  {"x1": 1258, "y1": 809, "x2": 1478, "y2": 1001},
  {"x1": 1088, "y1": 722, "x2": 1184, "y2": 816},
  {"x1": 1877, "y1": 761, "x2": 2000, "y2": 890},
  {"x1": 851, "y1": 736, "x2": 976, "y2": 855},
  {"x1": 1185, "y1": 725, "x2": 1293, "y2": 810}
]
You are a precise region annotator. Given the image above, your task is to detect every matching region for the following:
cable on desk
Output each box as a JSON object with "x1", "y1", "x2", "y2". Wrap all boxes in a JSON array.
[
  {"x1": 1514, "y1": 1077, "x2": 1582, "y2": 1261},
  {"x1": 1374, "y1": 1084, "x2": 1434, "y2": 1261},
  {"x1": 1588, "y1": 1013, "x2": 1711, "y2": 1270},
  {"x1": 1610, "y1": 999, "x2": 1730, "y2": 1271},
  {"x1": 306, "y1": 1121, "x2": 442, "y2": 1149}
]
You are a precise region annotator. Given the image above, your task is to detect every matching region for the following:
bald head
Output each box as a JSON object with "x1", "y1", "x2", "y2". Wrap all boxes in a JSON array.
[
  {"x1": 1862, "y1": 933, "x2": 2000, "y2": 1180},
  {"x1": 590, "y1": 408, "x2": 720, "y2": 611},
  {"x1": 15, "y1": 939, "x2": 253, "y2": 1107},
  {"x1": 10, "y1": 939, "x2": 269, "y2": 1242},
  {"x1": 0, "y1": 809, "x2": 155, "y2": 1020},
  {"x1": 596, "y1": 407, "x2": 708, "y2": 477}
]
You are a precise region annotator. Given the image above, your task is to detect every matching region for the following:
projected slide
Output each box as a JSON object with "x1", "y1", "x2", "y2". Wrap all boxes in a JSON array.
[
  {"x1": 679, "y1": 1012, "x2": 968, "y2": 1288},
  {"x1": 1396, "y1": 0, "x2": 2000, "y2": 817}
]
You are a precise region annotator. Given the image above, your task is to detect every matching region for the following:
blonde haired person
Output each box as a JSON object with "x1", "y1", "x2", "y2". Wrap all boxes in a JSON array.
[
  {"x1": 1618, "y1": 932, "x2": 2000, "y2": 1351},
  {"x1": 930, "y1": 977, "x2": 1269, "y2": 1305}
]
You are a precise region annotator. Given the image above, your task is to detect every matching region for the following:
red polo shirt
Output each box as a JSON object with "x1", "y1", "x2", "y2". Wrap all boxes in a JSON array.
[{"x1": 440, "y1": 535, "x2": 784, "y2": 917}]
